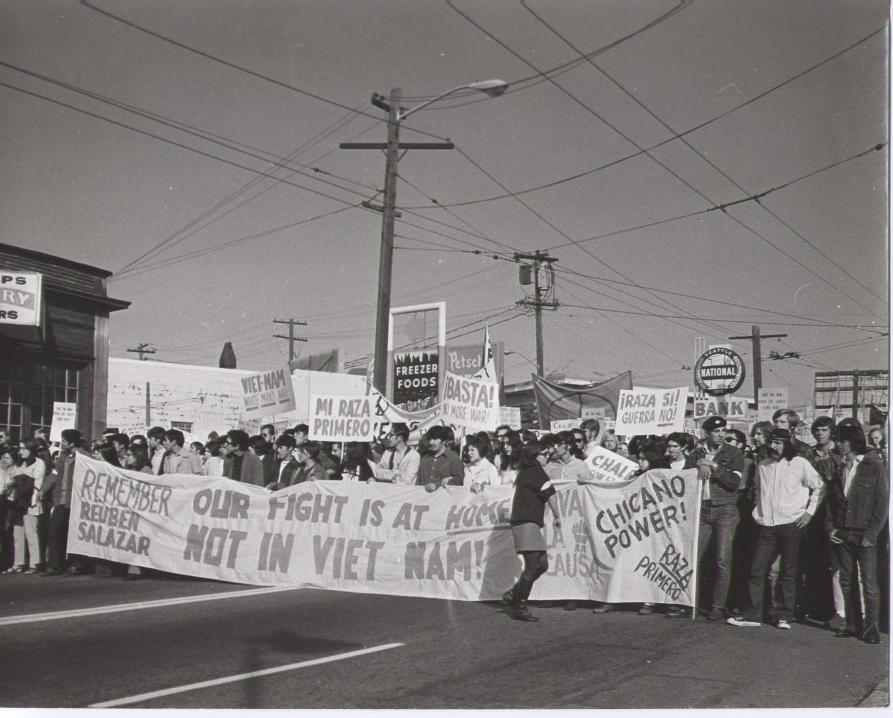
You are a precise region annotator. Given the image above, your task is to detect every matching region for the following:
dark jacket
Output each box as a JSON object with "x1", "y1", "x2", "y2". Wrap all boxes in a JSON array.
[
  {"x1": 685, "y1": 443, "x2": 744, "y2": 505},
  {"x1": 510, "y1": 464, "x2": 556, "y2": 527},
  {"x1": 268, "y1": 458, "x2": 302, "y2": 490},
  {"x1": 825, "y1": 450, "x2": 889, "y2": 542},
  {"x1": 5, "y1": 473, "x2": 35, "y2": 528}
]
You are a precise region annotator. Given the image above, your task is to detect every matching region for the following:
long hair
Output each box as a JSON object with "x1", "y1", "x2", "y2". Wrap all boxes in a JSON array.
[
  {"x1": 500, "y1": 431, "x2": 523, "y2": 470},
  {"x1": 518, "y1": 442, "x2": 544, "y2": 471},
  {"x1": 18, "y1": 438, "x2": 39, "y2": 466}
]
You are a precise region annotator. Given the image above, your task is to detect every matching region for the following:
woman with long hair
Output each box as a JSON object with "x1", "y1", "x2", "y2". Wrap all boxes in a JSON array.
[
  {"x1": 498, "y1": 431, "x2": 523, "y2": 485},
  {"x1": 502, "y1": 442, "x2": 561, "y2": 622},
  {"x1": 6, "y1": 439, "x2": 46, "y2": 574}
]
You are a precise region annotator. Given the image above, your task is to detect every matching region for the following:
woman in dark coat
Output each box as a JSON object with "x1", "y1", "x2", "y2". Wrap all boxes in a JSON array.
[{"x1": 502, "y1": 442, "x2": 561, "y2": 622}]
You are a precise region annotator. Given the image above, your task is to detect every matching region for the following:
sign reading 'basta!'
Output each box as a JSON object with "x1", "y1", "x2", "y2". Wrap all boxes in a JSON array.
[
  {"x1": 440, "y1": 371, "x2": 499, "y2": 431},
  {"x1": 68, "y1": 455, "x2": 700, "y2": 605}
]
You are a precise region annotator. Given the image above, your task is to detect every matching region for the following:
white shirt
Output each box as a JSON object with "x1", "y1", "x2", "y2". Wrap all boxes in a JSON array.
[
  {"x1": 463, "y1": 458, "x2": 500, "y2": 489},
  {"x1": 843, "y1": 454, "x2": 864, "y2": 496},
  {"x1": 752, "y1": 455, "x2": 824, "y2": 527},
  {"x1": 23, "y1": 458, "x2": 48, "y2": 516}
]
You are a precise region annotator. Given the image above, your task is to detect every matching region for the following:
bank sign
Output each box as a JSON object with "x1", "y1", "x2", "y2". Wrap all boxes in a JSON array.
[
  {"x1": 693, "y1": 347, "x2": 745, "y2": 396},
  {"x1": 0, "y1": 272, "x2": 42, "y2": 326}
]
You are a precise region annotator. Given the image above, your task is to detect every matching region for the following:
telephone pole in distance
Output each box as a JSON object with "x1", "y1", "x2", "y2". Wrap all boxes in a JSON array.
[
  {"x1": 274, "y1": 318, "x2": 308, "y2": 363},
  {"x1": 515, "y1": 251, "x2": 559, "y2": 377},
  {"x1": 729, "y1": 325, "x2": 788, "y2": 406}
]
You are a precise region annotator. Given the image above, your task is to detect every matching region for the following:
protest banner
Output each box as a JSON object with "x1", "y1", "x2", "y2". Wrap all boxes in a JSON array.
[
  {"x1": 239, "y1": 364, "x2": 296, "y2": 421},
  {"x1": 550, "y1": 419, "x2": 580, "y2": 432},
  {"x1": 309, "y1": 395, "x2": 374, "y2": 442},
  {"x1": 692, "y1": 396, "x2": 747, "y2": 422},
  {"x1": 614, "y1": 387, "x2": 687, "y2": 436},
  {"x1": 757, "y1": 388, "x2": 788, "y2": 422},
  {"x1": 440, "y1": 371, "x2": 499, "y2": 431},
  {"x1": 68, "y1": 455, "x2": 700, "y2": 605},
  {"x1": 49, "y1": 402, "x2": 77, "y2": 443},
  {"x1": 499, "y1": 406, "x2": 521, "y2": 430},
  {"x1": 368, "y1": 389, "x2": 443, "y2": 444},
  {"x1": 584, "y1": 446, "x2": 639, "y2": 483}
]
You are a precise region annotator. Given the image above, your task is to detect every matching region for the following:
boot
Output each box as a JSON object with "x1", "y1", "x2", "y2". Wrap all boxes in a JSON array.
[
  {"x1": 511, "y1": 576, "x2": 539, "y2": 622},
  {"x1": 502, "y1": 585, "x2": 516, "y2": 605}
]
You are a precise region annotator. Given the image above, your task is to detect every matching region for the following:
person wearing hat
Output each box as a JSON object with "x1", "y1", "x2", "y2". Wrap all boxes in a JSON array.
[
  {"x1": 668, "y1": 416, "x2": 743, "y2": 621},
  {"x1": 823, "y1": 423, "x2": 888, "y2": 644},
  {"x1": 727, "y1": 428, "x2": 824, "y2": 630}
]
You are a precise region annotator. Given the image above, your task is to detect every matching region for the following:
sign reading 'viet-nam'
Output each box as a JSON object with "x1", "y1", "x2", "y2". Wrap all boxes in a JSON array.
[
  {"x1": 309, "y1": 394, "x2": 374, "y2": 442},
  {"x1": 440, "y1": 371, "x2": 499, "y2": 431},
  {"x1": 693, "y1": 347, "x2": 746, "y2": 396},
  {"x1": 240, "y1": 365, "x2": 296, "y2": 421},
  {"x1": 614, "y1": 387, "x2": 687, "y2": 436}
]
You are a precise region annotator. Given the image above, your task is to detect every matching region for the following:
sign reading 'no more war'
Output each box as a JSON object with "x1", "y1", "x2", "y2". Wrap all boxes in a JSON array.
[{"x1": 440, "y1": 371, "x2": 500, "y2": 431}]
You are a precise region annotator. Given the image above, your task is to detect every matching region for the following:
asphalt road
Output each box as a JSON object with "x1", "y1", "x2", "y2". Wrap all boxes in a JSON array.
[{"x1": 0, "y1": 573, "x2": 887, "y2": 709}]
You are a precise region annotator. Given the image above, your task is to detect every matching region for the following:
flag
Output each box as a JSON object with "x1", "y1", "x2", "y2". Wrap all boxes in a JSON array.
[
  {"x1": 471, "y1": 324, "x2": 497, "y2": 381},
  {"x1": 532, "y1": 371, "x2": 633, "y2": 428}
]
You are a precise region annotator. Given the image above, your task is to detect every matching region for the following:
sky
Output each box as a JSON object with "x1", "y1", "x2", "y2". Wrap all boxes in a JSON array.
[{"x1": 1, "y1": 0, "x2": 889, "y2": 407}]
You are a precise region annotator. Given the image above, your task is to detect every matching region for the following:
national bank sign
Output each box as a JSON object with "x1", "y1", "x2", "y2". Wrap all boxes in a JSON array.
[{"x1": 0, "y1": 271, "x2": 43, "y2": 326}]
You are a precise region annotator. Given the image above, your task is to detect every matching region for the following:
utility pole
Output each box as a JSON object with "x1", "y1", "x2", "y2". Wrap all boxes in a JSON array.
[
  {"x1": 515, "y1": 251, "x2": 559, "y2": 377},
  {"x1": 127, "y1": 343, "x2": 156, "y2": 361},
  {"x1": 273, "y1": 318, "x2": 308, "y2": 363},
  {"x1": 340, "y1": 88, "x2": 454, "y2": 396},
  {"x1": 729, "y1": 325, "x2": 787, "y2": 406}
]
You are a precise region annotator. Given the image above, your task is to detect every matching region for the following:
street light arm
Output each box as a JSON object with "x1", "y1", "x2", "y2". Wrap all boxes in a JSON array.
[{"x1": 397, "y1": 79, "x2": 508, "y2": 121}]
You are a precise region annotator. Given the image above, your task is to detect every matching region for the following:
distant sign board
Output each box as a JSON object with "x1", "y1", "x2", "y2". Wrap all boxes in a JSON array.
[
  {"x1": 49, "y1": 402, "x2": 77, "y2": 443},
  {"x1": 0, "y1": 272, "x2": 42, "y2": 326},
  {"x1": 758, "y1": 388, "x2": 788, "y2": 422},
  {"x1": 694, "y1": 347, "x2": 746, "y2": 396},
  {"x1": 693, "y1": 396, "x2": 748, "y2": 422},
  {"x1": 499, "y1": 406, "x2": 521, "y2": 430},
  {"x1": 550, "y1": 419, "x2": 580, "y2": 432},
  {"x1": 392, "y1": 350, "x2": 439, "y2": 410}
]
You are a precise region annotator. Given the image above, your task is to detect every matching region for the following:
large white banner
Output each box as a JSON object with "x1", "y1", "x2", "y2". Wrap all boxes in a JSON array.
[
  {"x1": 69, "y1": 456, "x2": 699, "y2": 604},
  {"x1": 615, "y1": 387, "x2": 687, "y2": 436}
]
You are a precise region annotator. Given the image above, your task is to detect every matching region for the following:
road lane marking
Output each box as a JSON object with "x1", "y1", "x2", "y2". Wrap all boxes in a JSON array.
[
  {"x1": 88, "y1": 642, "x2": 405, "y2": 708},
  {"x1": 0, "y1": 586, "x2": 302, "y2": 627}
]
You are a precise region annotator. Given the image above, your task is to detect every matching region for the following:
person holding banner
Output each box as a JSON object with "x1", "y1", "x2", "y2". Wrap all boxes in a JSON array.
[
  {"x1": 374, "y1": 424, "x2": 420, "y2": 485},
  {"x1": 503, "y1": 442, "x2": 561, "y2": 622},
  {"x1": 462, "y1": 436, "x2": 500, "y2": 493},
  {"x1": 419, "y1": 426, "x2": 464, "y2": 492}
]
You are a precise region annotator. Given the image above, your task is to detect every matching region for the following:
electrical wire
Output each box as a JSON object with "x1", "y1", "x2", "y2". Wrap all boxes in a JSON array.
[
  {"x1": 520, "y1": 1, "x2": 888, "y2": 317},
  {"x1": 78, "y1": 0, "x2": 452, "y2": 143}
]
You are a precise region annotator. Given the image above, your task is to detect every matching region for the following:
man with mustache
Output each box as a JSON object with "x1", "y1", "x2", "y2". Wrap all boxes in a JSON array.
[{"x1": 727, "y1": 428, "x2": 824, "y2": 630}]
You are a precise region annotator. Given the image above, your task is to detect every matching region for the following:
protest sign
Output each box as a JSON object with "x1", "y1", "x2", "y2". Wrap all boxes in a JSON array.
[
  {"x1": 440, "y1": 371, "x2": 499, "y2": 431},
  {"x1": 68, "y1": 454, "x2": 700, "y2": 605},
  {"x1": 499, "y1": 406, "x2": 521, "y2": 430},
  {"x1": 368, "y1": 389, "x2": 443, "y2": 444},
  {"x1": 309, "y1": 395, "x2": 374, "y2": 442},
  {"x1": 614, "y1": 387, "x2": 687, "y2": 436},
  {"x1": 757, "y1": 388, "x2": 788, "y2": 422},
  {"x1": 581, "y1": 407, "x2": 607, "y2": 421},
  {"x1": 550, "y1": 419, "x2": 580, "y2": 432},
  {"x1": 584, "y1": 446, "x2": 639, "y2": 483},
  {"x1": 49, "y1": 402, "x2": 77, "y2": 443},
  {"x1": 239, "y1": 365, "x2": 296, "y2": 421}
]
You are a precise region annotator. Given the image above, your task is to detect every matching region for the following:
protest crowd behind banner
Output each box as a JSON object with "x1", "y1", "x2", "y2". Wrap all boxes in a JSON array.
[{"x1": 0, "y1": 362, "x2": 887, "y2": 638}]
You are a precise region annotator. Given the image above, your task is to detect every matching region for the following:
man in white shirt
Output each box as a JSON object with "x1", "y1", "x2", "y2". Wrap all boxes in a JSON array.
[
  {"x1": 728, "y1": 428, "x2": 824, "y2": 630},
  {"x1": 375, "y1": 423, "x2": 420, "y2": 485}
]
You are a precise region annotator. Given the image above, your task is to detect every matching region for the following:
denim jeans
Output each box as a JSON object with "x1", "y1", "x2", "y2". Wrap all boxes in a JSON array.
[
  {"x1": 834, "y1": 533, "x2": 879, "y2": 633},
  {"x1": 746, "y1": 522, "x2": 802, "y2": 622},
  {"x1": 697, "y1": 502, "x2": 739, "y2": 612}
]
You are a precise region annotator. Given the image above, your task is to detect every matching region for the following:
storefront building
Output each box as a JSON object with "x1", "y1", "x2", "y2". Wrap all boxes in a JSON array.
[{"x1": 0, "y1": 244, "x2": 129, "y2": 442}]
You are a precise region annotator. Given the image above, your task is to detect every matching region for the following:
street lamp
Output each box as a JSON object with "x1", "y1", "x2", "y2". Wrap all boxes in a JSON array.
[{"x1": 342, "y1": 79, "x2": 508, "y2": 398}]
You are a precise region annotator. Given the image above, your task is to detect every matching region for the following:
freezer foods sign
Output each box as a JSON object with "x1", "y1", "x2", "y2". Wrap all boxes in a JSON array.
[
  {"x1": 693, "y1": 348, "x2": 745, "y2": 396},
  {"x1": 0, "y1": 272, "x2": 42, "y2": 325},
  {"x1": 68, "y1": 454, "x2": 700, "y2": 605}
]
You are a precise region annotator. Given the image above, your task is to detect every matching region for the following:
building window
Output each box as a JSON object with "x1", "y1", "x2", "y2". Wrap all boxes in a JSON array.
[{"x1": 0, "y1": 361, "x2": 79, "y2": 442}]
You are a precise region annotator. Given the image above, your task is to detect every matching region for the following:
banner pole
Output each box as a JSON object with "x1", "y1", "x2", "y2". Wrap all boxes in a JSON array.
[{"x1": 689, "y1": 476, "x2": 704, "y2": 620}]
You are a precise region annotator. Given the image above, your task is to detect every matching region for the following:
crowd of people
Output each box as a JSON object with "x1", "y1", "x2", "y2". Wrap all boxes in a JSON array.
[{"x1": 0, "y1": 410, "x2": 887, "y2": 636}]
